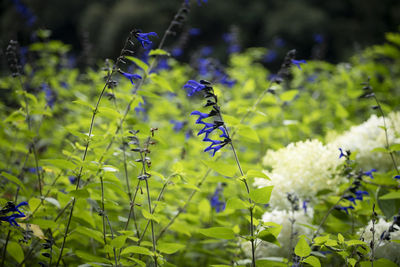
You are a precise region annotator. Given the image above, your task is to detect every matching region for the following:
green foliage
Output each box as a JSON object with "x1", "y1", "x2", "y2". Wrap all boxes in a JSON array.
[{"x1": 0, "y1": 28, "x2": 400, "y2": 267}]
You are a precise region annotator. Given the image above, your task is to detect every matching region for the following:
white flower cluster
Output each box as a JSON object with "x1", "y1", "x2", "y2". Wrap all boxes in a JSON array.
[
  {"x1": 331, "y1": 112, "x2": 400, "y2": 171},
  {"x1": 255, "y1": 139, "x2": 344, "y2": 209},
  {"x1": 359, "y1": 218, "x2": 400, "y2": 265}
]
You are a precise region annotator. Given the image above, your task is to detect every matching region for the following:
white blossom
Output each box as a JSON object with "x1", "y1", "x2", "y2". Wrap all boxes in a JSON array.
[{"x1": 331, "y1": 112, "x2": 400, "y2": 171}]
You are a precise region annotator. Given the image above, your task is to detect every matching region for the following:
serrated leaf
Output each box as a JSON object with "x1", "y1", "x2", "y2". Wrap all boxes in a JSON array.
[
  {"x1": 98, "y1": 107, "x2": 121, "y2": 119},
  {"x1": 249, "y1": 186, "x2": 273, "y2": 204},
  {"x1": 226, "y1": 198, "x2": 249, "y2": 210},
  {"x1": 203, "y1": 160, "x2": 237, "y2": 177},
  {"x1": 303, "y1": 256, "x2": 321, "y2": 267},
  {"x1": 246, "y1": 170, "x2": 270, "y2": 180},
  {"x1": 141, "y1": 209, "x2": 160, "y2": 223},
  {"x1": 125, "y1": 56, "x2": 149, "y2": 72},
  {"x1": 295, "y1": 236, "x2": 311, "y2": 257},
  {"x1": 238, "y1": 125, "x2": 260, "y2": 142},
  {"x1": 121, "y1": 246, "x2": 153, "y2": 256},
  {"x1": 110, "y1": 235, "x2": 127, "y2": 249},
  {"x1": 157, "y1": 242, "x2": 185, "y2": 254},
  {"x1": 149, "y1": 49, "x2": 170, "y2": 56},
  {"x1": 198, "y1": 227, "x2": 235, "y2": 239},
  {"x1": 280, "y1": 90, "x2": 298, "y2": 102}
]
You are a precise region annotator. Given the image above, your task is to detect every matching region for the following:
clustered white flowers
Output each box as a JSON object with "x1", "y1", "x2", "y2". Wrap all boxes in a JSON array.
[
  {"x1": 331, "y1": 112, "x2": 400, "y2": 171},
  {"x1": 247, "y1": 112, "x2": 400, "y2": 260},
  {"x1": 359, "y1": 218, "x2": 400, "y2": 265},
  {"x1": 254, "y1": 139, "x2": 344, "y2": 209}
]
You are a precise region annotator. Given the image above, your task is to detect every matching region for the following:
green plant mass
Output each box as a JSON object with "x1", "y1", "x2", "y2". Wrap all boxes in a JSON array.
[{"x1": 1, "y1": 1, "x2": 400, "y2": 266}]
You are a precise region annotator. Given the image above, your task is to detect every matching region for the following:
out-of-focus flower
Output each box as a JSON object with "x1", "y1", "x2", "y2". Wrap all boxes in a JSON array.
[
  {"x1": 243, "y1": 208, "x2": 314, "y2": 258},
  {"x1": 210, "y1": 186, "x2": 226, "y2": 213},
  {"x1": 264, "y1": 50, "x2": 278, "y2": 63},
  {"x1": 120, "y1": 71, "x2": 142, "y2": 85},
  {"x1": 255, "y1": 140, "x2": 344, "y2": 209},
  {"x1": 336, "y1": 205, "x2": 354, "y2": 214},
  {"x1": 331, "y1": 112, "x2": 400, "y2": 171},
  {"x1": 170, "y1": 120, "x2": 185, "y2": 132},
  {"x1": 183, "y1": 80, "x2": 206, "y2": 96},
  {"x1": 314, "y1": 34, "x2": 324, "y2": 44},
  {"x1": 171, "y1": 48, "x2": 183, "y2": 58},
  {"x1": 189, "y1": 28, "x2": 201, "y2": 36},
  {"x1": 363, "y1": 168, "x2": 377, "y2": 179},
  {"x1": 134, "y1": 31, "x2": 158, "y2": 48},
  {"x1": 291, "y1": 59, "x2": 307, "y2": 70}
]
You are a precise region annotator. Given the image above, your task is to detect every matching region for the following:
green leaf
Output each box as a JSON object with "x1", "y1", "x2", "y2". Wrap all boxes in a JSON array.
[
  {"x1": 237, "y1": 125, "x2": 260, "y2": 143},
  {"x1": 295, "y1": 236, "x2": 311, "y2": 258},
  {"x1": 249, "y1": 186, "x2": 273, "y2": 204},
  {"x1": 148, "y1": 49, "x2": 170, "y2": 56},
  {"x1": 338, "y1": 233, "x2": 344, "y2": 244},
  {"x1": 125, "y1": 56, "x2": 149, "y2": 72},
  {"x1": 303, "y1": 256, "x2": 321, "y2": 267},
  {"x1": 246, "y1": 170, "x2": 270, "y2": 180},
  {"x1": 75, "y1": 226, "x2": 104, "y2": 244},
  {"x1": 157, "y1": 242, "x2": 185, "y2": 254},
  {"x1": 348, "y1": 258, "x2": 357, "y2": 267},
  {"x1": 121, "y1": 246, "x2": 153, "y2": 256},
  {"x1": 280, "y1": 90, "x2": 298, "y2": 102},
  {"x1": 360, "y1": 258, "x2": 397, "y2": 267},
  {"x1": 258, "y1": 229, "x2": 280, "y2": 247},
  {"x1": 29, "y1": 198, "x2": 41, "y2": 212},
  {"x1": 7, "y1": 242, "x2": 24, "y2": 263},
  {"x1": 371, "y1": 147, "x2": 389, "y2": 153},
  {"x1": 198, "y1": 227, "x2": 235, "y2": 239},
  {"x1": 1, "y1": 172, "x2": 25, "y2": 191},
  {"x1": 44, "y1": 197, "x2": 60, "y2": 208},
  {"x1": 98, "y1": 107, "x2": 121, "y2": 120},
  {"x1": 149, "y1": 74, "x2": 173, "y2": 92},
  {"x1": 379, "y1": 192, "x2": 400, "y2": 200},
  {"x1": 68, "y1": 188, "x2": 89, "y2": 199},
  {"x1": 389, "y1": 143, "x2": 400, "y2": 151},
  {"x1": 226, "y1": 198, "x2": 249, "y2": 210},
  {"x1": 203, "y1": 160, "x2": 237, "y2": 177},
  {"x1": 111, "y1": 235, "x2": 128, "y2": 249},
  {"x1": 72, "y1": 99, "x2": 94, "y2": 109},
  {"x1": 41, "y1": 159, "x2": 76, "y2": 170},
  {"x1": 345, "y1": 240, "x2": 367, "y2": 247},
  {"x1": 141, "y1": 209, "x2": 160, "y2": 223},
  {"x1": 75, "y1": 250, "x2": 111, "y2": 263}
]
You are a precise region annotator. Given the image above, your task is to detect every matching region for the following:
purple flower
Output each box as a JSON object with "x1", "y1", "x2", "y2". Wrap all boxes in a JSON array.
[
  {"x1": 134, "y1": 31, "x2": 158, "y2": 49},
  {"x1": 184, "y1": 80, "x2": 207, "y2": 96},
  {"x1": 363, "y1": 169, "x2": 377, "y2": 179},
  {"x1": 120, "y1": 71, "x2": 142, "y2": 85},
  {"x1": 291, "y1": 59, "x2": 307, "y2": 70}
]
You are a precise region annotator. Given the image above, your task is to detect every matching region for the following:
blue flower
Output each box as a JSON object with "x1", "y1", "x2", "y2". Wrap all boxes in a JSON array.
[
  {"x1": 339, "y1": 148, "x2": 345, "y2": 159},
  {"x1": 120, "y1": 71, "x2": 142, "y2": 85},
  {"x1": 228, "y1": 44, "x2": 241, "y2": 54},
  {"x1": 264, "y1": 50, "x2": 278, "y2": 63},
  {"x1": 274, "y1": 37, "x2": 285, "y2": 48},
  {"x1": 338, "y1": 205, "x2": 354, "y2": 214},
  {"x1": 394, "y1": 175, "x2": 400, "y2": 179},
  {"x1": 69, "y1": 176, "x2": 77, "y2": 184},
  {"x1": 200, "y1": 46, "x2": 213, "y2": 57},
  {"x1": 314, "y1": 34, "x2": 324, "y2": 44},
  {"x1": 291, "y1": 59, "x2": 307, "y2": 70},
  {"x1": 189, "y1": 28, "x2": 201, "y2": 36},
  {"x1": 210, "y1": 187, "x2": 226, "y2": 213},
  {"x1": 170, "y1": 120, "x2": 185, "y2": 132},
  {"x1": 363, "y1": 169, "x2": 377, "y2": 179},
  {"x1": 11, "y1": 0, "x2": 36, "y2": 27},
  {"x1": 184, "y1": 80, "x2": 207, "y2": 96},
  {"x1": 42, "y1": 83, "x2": 56, "y2": 108},
  {"x1": 134, "y1": 31, "x2": 158, "y2": 48},
  {"x1": 0, "y1": 201, "x2": 28, "y2": 226},
  {"x1": 171, "y1": 48, "x2": 183, "y2": 57},
  {"x1": 355, "y1": 190, "x2": 368, "y2": 201}
]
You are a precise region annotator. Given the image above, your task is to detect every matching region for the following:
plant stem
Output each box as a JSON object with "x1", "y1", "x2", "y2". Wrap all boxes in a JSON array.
[{"x1": 145, "y1": 179, "x2": 158, "y2": 267}]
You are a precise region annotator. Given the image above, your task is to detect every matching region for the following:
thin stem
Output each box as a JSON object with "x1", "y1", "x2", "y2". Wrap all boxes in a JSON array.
[
  {"x1": 145, "y1": 179, "x2": 158, "y2": 267},
  {"x1": 373, "y1": 95, "x2": 399, "y2": 174},
  {"x1": 104, "y1": 215, "x2": 118, "y2": 267}
]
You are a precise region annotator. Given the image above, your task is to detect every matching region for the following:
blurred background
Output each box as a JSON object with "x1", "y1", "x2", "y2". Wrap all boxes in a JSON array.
[{"x1": 1, "y1": 0, "x2": 400, "y2": 66}]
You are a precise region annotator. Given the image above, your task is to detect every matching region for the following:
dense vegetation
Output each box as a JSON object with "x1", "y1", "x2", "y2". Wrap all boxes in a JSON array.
[{"x1": 1, "y1": 1, "x2": 400, "y2": 267}]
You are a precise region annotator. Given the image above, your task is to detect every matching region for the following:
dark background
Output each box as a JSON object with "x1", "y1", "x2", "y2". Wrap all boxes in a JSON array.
[{"x1": 1, "y1": 0, "x2": 400, "y2": 65}]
